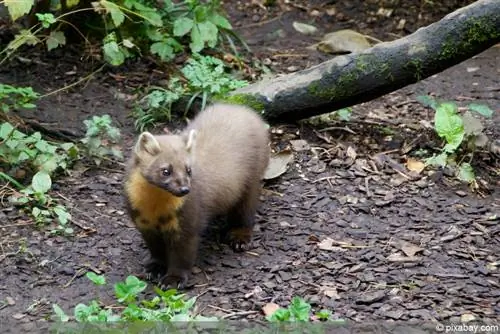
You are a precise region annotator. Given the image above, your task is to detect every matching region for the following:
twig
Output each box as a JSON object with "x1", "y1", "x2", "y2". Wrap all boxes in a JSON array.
[
  {"x1": 40, "y1": 64, "x2": 105, "y2": 98},
  {"x1": 240, "y1": 14, "x2": 282, "y2": 29},
  {"x1": 318, "y1": 126, "x2": 356, "y2": 134},
  {"x1": 206, "y1": 304, "x2": 259, "y2": 319},
  {"x1": 221, "y1": 310, "x2": 259, "y2": 319},
  {"x1": 63, "y1": 267, "x2": 86, "y2": 288},
  {"x1": 1, "y1": 221, "x2": 35, "y2": 228}
]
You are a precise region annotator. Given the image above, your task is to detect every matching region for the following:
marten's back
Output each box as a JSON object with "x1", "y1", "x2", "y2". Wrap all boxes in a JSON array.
[{"x1": 185, "y1": 103, "x2": 270, "y2": 217}]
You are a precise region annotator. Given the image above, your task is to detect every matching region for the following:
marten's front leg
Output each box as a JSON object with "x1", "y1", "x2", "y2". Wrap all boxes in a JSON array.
[{"x1": 160, "y1": 231, "x2": 199, "y2": 289}]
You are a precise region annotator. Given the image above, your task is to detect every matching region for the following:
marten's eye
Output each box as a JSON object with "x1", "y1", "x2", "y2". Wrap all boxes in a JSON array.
[
  {"x1": 162, "y1": 168, "x2": 170, "y2": 176},
  {"x1": 186, "y1": 166, "x2": 192, "y2": 176}
]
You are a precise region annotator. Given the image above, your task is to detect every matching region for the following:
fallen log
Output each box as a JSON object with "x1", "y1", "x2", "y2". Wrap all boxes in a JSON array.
[{"x1": 226, "y1": 0, "x2": 500, "y2": 123}]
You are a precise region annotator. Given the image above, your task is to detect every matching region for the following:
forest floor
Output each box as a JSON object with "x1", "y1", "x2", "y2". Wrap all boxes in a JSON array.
[{"x1": 0, "y1": 0, "x2": 498, "y2": 330}]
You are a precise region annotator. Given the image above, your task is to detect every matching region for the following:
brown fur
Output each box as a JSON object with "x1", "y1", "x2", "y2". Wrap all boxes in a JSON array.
[{"x1": 124, "y1": 103, "x2": 270, "y2": 288}]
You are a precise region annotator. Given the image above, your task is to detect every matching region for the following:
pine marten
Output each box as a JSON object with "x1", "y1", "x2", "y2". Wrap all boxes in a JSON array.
[{"x1": 124, "y1": 103, "x2": 270, "y2": 288}]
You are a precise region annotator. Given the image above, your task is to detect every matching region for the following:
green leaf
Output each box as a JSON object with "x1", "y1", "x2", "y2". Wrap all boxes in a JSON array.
[
  {"x1": 434, "y1": 102, "x2": 464, "y2": 153},
  {"x1": 209, "y1": 13, "x2": 232, "y2": 29},
  {"x1": 40, "y1": 158, "x2": 58, "y2": 173},
  {"x1": 133, "y1": 2, "x2": 162, "y2": 27},
  {"x1": 193, "y1": 5, "x2": 208, "y2": 22},
  {"x1": 5, "y1": 0, "x2": 34, "y2": 21},
  {"x1": 102, "y1": 1, "x2": 125, "y2": 27},
  {"x1": 468, "y1": 103, "x2": 493, "y2": 118},
  {"x1": 173, "y1": 17, "x2": 194, "y2": 37},
  {"x1": 7, "y1": 30, "x2": 40, "y2": 51},
  {"x1": 425, "y1": 152, "x2": 448, "y2": 167},
  {"x1": 53, "y1": 205, "x2": 71, "y2": 225},
  {"x1": 416, "y1": 94, "x2": 438, "y2": 110},
  {"x1": 267, "y1": 308, "x2": 290, "y2": 322},
  {"x1": 36, "y1": 13, "x2": 56, "y2": 28},
  {"x1": 103, "y1": 40, "x2": 125, "y2": 66},
  {"x1": 115, "y1": 275, "x2": 147, "y2": 303},
  {"x1": 32, "y1": 171, "x2": 51, "y2": 194},
  {"x1": 150, "y1": 42, "x2": 174, "y2": 62},
  {"x1": 86, "y1": 272, "x2": 106, "y2": 286},
  {"x1": 316, "y1": 309, "x2": 332, "y2": 320},
  {"x1": 197, "y1": 21, "x2": 218, "y2": 48},
  {"x1": 289, "y1": 296, "x2": 311, "y2": 321},
  {"x1": 66, "y1": 0, "x2": 80, "y2": 8},
  {"x1": 46, "y1": 31, "x2": 66, "y2": 51},
  {"x1": 336, "y1": 108, "x2": 352, "y2": 121},
  {"x1": 189, "y1": 25, "x2": 204, "y2": 53},
  {"x1": 52, "y1": 304, "x2": 69, "y2": 322},
  {"x1": 457, "y1": 162, "x2": 475, "y2": 183},
  {"x1": 0, "y1": 122, "x2": 15, "y2": 139}
]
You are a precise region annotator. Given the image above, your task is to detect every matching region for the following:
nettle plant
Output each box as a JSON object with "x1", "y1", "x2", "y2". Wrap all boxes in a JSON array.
[
  {"x1": 0, "y1": 122, "x2": 78, "y2": 235},
  {"x1": 1, "y1": 84, "x2": 123, "y2": 234},
  {"x1": 2, "y1": 0, "x2": 243, "y2": 66},
  {"x1": 134, "y1": 54, "x2": 248, "y2": 131},
  {"x1": 417, "y1": 95, "x2": 495, "y2": 185},
  {"x1": 53, "y1": 272, "x2": 218, "y2": 322},
  {"x1": 81, "y1": 114, "x2": 123, "y2": 165}
]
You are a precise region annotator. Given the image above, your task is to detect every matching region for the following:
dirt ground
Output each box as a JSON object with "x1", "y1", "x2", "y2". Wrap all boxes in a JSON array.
[{"x1": 0, "y1": 0, "x2": 499, "y2": 329}]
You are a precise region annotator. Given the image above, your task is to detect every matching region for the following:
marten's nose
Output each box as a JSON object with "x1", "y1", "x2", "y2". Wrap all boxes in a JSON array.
[{"x1": 178, "y1": 186, "x2": 190, "y2": 195}]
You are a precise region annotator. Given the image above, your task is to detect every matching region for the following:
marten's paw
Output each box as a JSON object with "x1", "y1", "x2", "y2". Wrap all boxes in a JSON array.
[
  {"x1": 159, "y1": 269, "x2": 190, "y2": 290},
  {"x1": 228, "y1": 227, "x2": 253, "y2": 252},
  {"x1": 145, "y1": 258, "x2": 166, "y2": 276}
]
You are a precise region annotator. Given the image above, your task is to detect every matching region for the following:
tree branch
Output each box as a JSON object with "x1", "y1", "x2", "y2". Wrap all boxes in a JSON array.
[{"x1": 227, "y1": 0, "x2": 500, "y2": 123}]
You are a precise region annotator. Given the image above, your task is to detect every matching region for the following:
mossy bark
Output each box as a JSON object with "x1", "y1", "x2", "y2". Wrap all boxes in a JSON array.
[{"x1": 228, "y1": 0, "x2": 500, "y2": 123}]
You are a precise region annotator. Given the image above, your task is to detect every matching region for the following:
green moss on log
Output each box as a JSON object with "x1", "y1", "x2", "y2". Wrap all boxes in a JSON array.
[
  {"x1": 440, "y1": 18, "x2": 499, "y2": 61},
  {"x1": 308, "y1": 54, "x2": 393, "y2": 100},
  {"x1": 219, "y1": 94, "x2": 266, "y2": 113}
]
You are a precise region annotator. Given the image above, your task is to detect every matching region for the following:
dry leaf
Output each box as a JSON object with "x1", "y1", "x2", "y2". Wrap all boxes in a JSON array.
[
  {"x1": 262, "y1": 302, "x2": 281, "y2": 316},
  {"x1": 292, "y1": 21, "x2": 318, "y2": 35},
  {"x1": 346, "y1": 146, "x2": 357, "y2": 160},
  {"x1": 387, "y1": 253, "x2": 419, "y2": 262},
  {"x1": 263, "y1": 150, "x2": 294, "y2": 180},
  {"x1": 311, "y1": 29, "x2": 379, "y2": 54},
  {"x1": 461, "y1": 313, "x2": 476, "y2": 322},
  {"x1": 406, "y1": 158, "x2": 425, "y2": 173},
  {"x1": 322, "y1": 286, "x2": 340, "y2": 299},
  {"x1": 401, "y1": 242, "x2": 424, "y2": 257},
  {"x1": 318, "y1": 237, "x2": 334, "y2": 250},
  {"x1": 290, "y1": 139, "x2": 310, "y2": 152}
]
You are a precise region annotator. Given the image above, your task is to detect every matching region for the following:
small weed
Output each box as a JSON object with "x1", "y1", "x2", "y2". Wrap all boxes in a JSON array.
[
  {"x1": 0, "y1": 84, "x2": 39, "y2": 113},
  {"x1": 416, "y1": 95, "x2": 495, "y2": 186},
  {"x1": 81, "y1": 114, "x2": 123, "y2": 165},
  {"x1": 0, "y1": 121, "x2": 77, "y2": 235},
  {"x1": 133, "y1": 54, "x2": 248, "y2": 130},
  {"x1": 52, "y1": 273, "x2": 218, "y2": 322},
  {"x1": 266, "y1": 296, "x2": 345, "y2": 324}
]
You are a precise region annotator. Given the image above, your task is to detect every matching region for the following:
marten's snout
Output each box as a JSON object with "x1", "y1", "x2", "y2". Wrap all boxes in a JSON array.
[{"x1": 178, "y1": 186, "x2": 190, "y2": 196}]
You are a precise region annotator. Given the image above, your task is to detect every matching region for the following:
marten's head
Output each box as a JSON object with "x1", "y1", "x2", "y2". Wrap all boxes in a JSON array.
[{"x1": 133, "y1": 130, "x2": 196, "y2": 197}]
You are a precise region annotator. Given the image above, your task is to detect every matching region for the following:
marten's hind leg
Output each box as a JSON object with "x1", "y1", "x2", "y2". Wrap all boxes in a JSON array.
[{"x1": 226, "y1": 183, "x2": 262, "y2": 252}]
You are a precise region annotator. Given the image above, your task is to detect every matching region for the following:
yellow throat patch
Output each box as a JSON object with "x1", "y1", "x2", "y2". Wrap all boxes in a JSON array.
[{"x1": 125, "y1": 169, "x2": 185, "y2": 232}]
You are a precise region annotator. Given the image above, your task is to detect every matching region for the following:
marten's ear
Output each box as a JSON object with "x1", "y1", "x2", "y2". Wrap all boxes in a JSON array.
[
  {"x1": 135, "y1": 132, "x2": 161, "y2": 156},
  {"x1": 184, "y1": 129, "x2": 196, "y2": 152}
]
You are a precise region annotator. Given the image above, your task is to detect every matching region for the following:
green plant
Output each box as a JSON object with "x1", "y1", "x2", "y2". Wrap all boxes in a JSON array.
[
  {"x1": 133, "y1": 54, "x2": 248, "y2": 130},
  {"x1": 3, "y1": 0, "x2": 245, "y2": 67},
  {"x1": 266, "y1": 297, "x2": 344, "y2": 323},
  {"x1": 181, "y1": 53, "x2": 248, "y2": 111},
  {"x1": 416, "y1": 95, "x2": 495, "y2": 184},
  {"x1": 81, "y1": 114, "x2": 123, "y2": 165},
  {"x1": 0, "y1": 121, "x2": 77, "y2": 235},
  {"x1": 53, "y1": 273, "x2": 218, "y2": 322},
  {"x1": 0, "y1": 84, "x2": 40, "y2": 113},
  {"x1": 133, "y1": 78, "x2": 186, "y2": 131}
]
